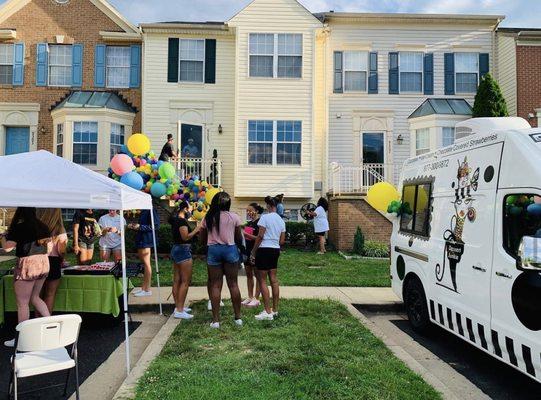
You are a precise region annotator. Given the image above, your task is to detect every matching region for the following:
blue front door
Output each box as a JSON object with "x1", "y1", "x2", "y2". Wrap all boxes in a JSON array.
[{"x1": 5, "y1": 127, "x2": 30, "y2": 155}]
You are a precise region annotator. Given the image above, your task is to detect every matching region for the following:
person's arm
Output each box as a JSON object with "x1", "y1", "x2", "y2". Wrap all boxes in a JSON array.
[
  {"x1": 0, "y1": 233, "x2": 16, "y2": 253},
  {"x1": 234, "y1": 226, "x2": 244, "y2": 248},
  {"x1": 72, "y1": 223, "x2": 80, "y2": 254},
  {"x1": 138, "y1": 210, "x2": 160, "y2": 232},
  {"x1": 250, "y1": 226, "x2": 266, "y2": 260},
  {"x1": 244, "y1": 231, "x2": 257, "y2": 241},
  {"x1": 57, "y1": 234, "x2": 68, "y2": 257},
  {"x1": 179, "y1": 223, "x2": 201, "y2": 242},
  {"x1": 279, "y1": 231, "x2": 286, "y2": 246}
]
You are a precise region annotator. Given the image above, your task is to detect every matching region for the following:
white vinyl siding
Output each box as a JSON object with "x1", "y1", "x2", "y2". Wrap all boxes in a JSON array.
[
  {"x1": 49, "y1": 45, "x2": 72, "y2": 87},
  {"x1": 497, "y1": 35, "x2": 517, "y2": 116},
  {"x1": 400, "y1": 52, "x2": 423, "y2": 93},
  {"x1": 106, "y1": 46, "x2": 130, "y2": 88},
  {"x1": 455, "y1": 52, "x2": 479, "y2": 93},
  {"x1": 249, "y1": 33, "x2": 302, "y2": 78},
  {"x1": 415, "y1": 128, "x2": 430, "y2": 155},
  {"x1": 180, "y1": 39, "x2": 205, "y2": 82},
  {"x1": 0, "y1": 43, "x2": 13, "y2": 85},
  {"x1": 343, "y1": 51, "x2": 367, "y2": 92}
]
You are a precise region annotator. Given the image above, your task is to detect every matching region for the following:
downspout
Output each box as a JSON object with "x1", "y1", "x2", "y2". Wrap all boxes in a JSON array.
[
  {"x1": 323, "y1": 23, "x2": 330, "y2": 195},
  {"x1": 492, "y1": 17, "x2": 503, "y2": 80}
]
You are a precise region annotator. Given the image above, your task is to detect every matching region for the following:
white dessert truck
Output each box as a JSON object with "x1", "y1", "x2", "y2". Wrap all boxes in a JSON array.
[{"x1": 391, "y1": 117, "x2": 541, "y2": 382}]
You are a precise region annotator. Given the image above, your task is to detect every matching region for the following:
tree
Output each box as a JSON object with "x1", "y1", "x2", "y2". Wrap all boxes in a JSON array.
[
  {"x1": 472, "y1": 73, "x2": 509, "y2": 118},
  {"x1": 353, "y1": 227, "x2": 365, "y2": 255}
]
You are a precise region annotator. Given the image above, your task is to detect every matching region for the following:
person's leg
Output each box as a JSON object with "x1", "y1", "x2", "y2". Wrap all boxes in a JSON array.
[
  {"x1": 172, "y1": 264, "x2": 181, "y2": 306},
  {"x1": 257, "y1": 269, "x2": 272, "y2": 314},
  {"x1": 224, "y1": 262, "x2": 241, "y2": 320},
  {"x1": 100, "y1": 248, "x2": 111, "y2": 262},
  {"x1": 176, "y1": 259, "x2": 193, "y2": 312},
  {"x1": 138, "y1": 248, "x2": 152, "y2": 292},
  {"x1": 245, "y1": 263, "x2": 255, "y2": 299},
  {"x1": 207, "y1": 265, "x2": 224, "y2": 323},
  {"x1": 269, "y1": 269, "x2": 280, "y2": 314},
  {"x1": 30, "y1": 278, "x2": 50, "y2": 318},
  {"x1": 112, "y1": 248, "x2": 122, "y2": 263},
  {"x1": 319, "y1": 235, "x2": 326, "y2": 253},
  {"x1": 43, "y1": 279, "x2": 61, "y2": 314},
  {"x1": 13, "y1": 280, "x2": 33, "y2": 323}
]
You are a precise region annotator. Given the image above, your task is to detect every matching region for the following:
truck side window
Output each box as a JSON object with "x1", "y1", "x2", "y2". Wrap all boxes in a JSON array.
[
  {"x1": 503, "y1": 194, "x2": 541, "y2": 258},
  {"x1": 400, "y1": 182, "x2": 432, "y2": 237}
]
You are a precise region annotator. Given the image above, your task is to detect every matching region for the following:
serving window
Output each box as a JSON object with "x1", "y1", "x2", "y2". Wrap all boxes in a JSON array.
[
  {"x1": 503, "y1": 194, "x2": 541, "y2": 259},
  {"x1": 399, "y1": 181, "x2": 432, "y2": 238}
]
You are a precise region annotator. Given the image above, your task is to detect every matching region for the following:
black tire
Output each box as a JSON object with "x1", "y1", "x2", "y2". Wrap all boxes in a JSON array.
[{"x1": 404, "y1": 276, "x2": 431, "y2": 334}]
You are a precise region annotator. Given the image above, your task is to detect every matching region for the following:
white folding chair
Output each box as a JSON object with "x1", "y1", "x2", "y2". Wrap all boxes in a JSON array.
[{"x1": 8, "y1": 314, "x2": 82, "y2": 400}]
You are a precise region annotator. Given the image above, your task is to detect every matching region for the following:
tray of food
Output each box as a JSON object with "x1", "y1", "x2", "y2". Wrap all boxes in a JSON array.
[{"x1": 62, "y1": 262, "x2": 117, "y2": 275}]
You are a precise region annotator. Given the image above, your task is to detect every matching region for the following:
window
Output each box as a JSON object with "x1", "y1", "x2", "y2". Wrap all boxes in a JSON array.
[
  {"x1": 56, "y1": 123, "x2": 64, "y2": 157},
  {"x1": 249, "y1": 33, "x2": 302, "y2": 78},
  {"x1": 0, "y1": 43, "x2": 13, "y2": 84},
  {"x1": 442, "y1": 127, "x2": 455, "y2": 147},
  {"x1": 248, "y1": 120, "x2": 302, "y2": 165},
  {"x1": 276, "y1": 121, "x2": 301, "y2": 165},
  {"x1": 106, "y1": 46, "x2": 130, "y2": 88},
  {"x1": 455, "y1": 52, "x2": 478, "y2": 93},
  {"x1": 49, "y1": 45, "x2": 72, "y2": 86},
  {"x1": 400, "y1": 52, "x2": 423, "y2": 93},
  {"x1": 180, "y1": 39, "x2": 204, "y2": 82},
  {"x1": 415, "y1": 128, "x2": 430, "y2": 155},
  {"x1": 503, "y1": 194, "x2": 541, "y2": 259},
  {"x1": 73, "y1": 121, "x2": 98, "y2": 165},
  {"x1": 399, "y1": 182, "x2": 432, "y2": 237},
  {"x1": 343, "y1": 51, "x2": 367, "y2": 92},
  {"x1": 110, "y1": 123, "x2": 125, "y2": 159}
]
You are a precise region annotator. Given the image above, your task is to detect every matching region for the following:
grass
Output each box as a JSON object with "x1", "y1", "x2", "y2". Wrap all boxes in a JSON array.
[
  {"x1": 0, "y1": 249, "x2": 390, "y2": 288},
  {"x1": 135, "y1": 299, "x2": 440, "y2": 400}
]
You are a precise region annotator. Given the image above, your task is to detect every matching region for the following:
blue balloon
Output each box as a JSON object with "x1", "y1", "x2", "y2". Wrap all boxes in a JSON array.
[
  {"x1": 120, "y1": 171, "x2": 144, "y2": 190},
  {"x1": 152, "y1": 164, "x2": 159, "y2": 170},
  {"x1": 150, "y1": 182, "x2": 167, "y2": 198},
  {"x1": 527, "y1": 203, "x2": 541, "y2": 217},
  {"x1": 120, "y1": 144, "x2": 133, "y2": 156},
  {"x1": 157, "y1": 160, "x2": 164, "y2": 168}
]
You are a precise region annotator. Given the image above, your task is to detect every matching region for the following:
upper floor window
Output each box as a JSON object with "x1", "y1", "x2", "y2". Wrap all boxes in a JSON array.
[
  {"x1": 248, "y1": 120, "x2": 302, "y2": 165},
  {"x1": 73, "y1": 121, "x2": 98, "y2": 165},
  {"x1": 106, "y1": 46, "x2": 130, "y2": 88},
  {"x1": 180, "y1": 39, "x2": 205, "y2": 83},
  {"x1": 343, "y1": 51, "x2": 368, "y2": 92},
  {"x1": 110, "y1": 123, "x2": 125, "y2": 159},
  {"x1": 0, "y1": 44, "x2": 14, "y2": 85},
  {"x1": 56, "y1": 123, "x2": 64, "y2": 157},
  {"x1": 400, "y1": 52, "x2": 423, "y2": 93},
  {"x1": 415, "y1": 128, "x2": 430, "y2": 156},
  {"x1": 455, "y1": 52, "x2": 478, "y2": 93},
  {"x1": 442, "y1": 127, "x2": 455, "y2": 147},
  {"x1": 249, "y1": 33, "x2": 302, "y2": 78},
  {"x1": 49, "y1": 45, "x2": 73, "y2": 87}
]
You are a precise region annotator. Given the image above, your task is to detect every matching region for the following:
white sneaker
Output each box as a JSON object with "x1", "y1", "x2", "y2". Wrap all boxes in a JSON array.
[
  {"x1": 134, "y1": 290, "x2": 152, "y2": 297},
  {"x1": 255, "y1": 311, "x2": 274, "y2": 321},
  {"x1": 246, "y1": 299, "x2": 260, "y2": 307},
  {"x1": 234, "y1": 319, "x2": 243, "y2": 326},
  {"x1": 4, "y1": 339, "x2": 15, "y2": 347},
  {"x1": 241, "y1": 298, "x2": 251, "y2": 305},
  {"x1": 132, "y1": 288, "x2": 142, "y2": 294},
  {"x1": 207, "y1": 300, "x2": 225, "y2": 310},
  {"x1": 183, "y1": 307, "x2": 192, "y2": 313},
  {"x1": 272, "y1": 311, "x2": 279, "y2": 317},
  {"x1": 210, "y1": 322, "x2": 220, "y2": 329},
  {"x1": 174, "y1": 310, "x2": 194, "y2": 320}
]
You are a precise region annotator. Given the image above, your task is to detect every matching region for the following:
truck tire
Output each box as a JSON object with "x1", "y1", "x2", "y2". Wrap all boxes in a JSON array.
[{"x1": 404, "y1": 276, "x2": 431, "y2": 334}]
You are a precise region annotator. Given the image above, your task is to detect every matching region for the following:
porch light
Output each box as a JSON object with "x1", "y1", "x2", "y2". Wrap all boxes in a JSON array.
[
  {"x1": 396, "y1": 134, "x2": 404, "y2": 145},
  {"x1": 218, "y1": 124, "x2": 223, "y2": 134},
  {"x1": 40, "y1": 126, "x2": 47, "y2": 135}
]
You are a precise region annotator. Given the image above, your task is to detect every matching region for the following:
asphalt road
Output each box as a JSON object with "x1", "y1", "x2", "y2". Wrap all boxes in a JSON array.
[{"x1": 355, "y1": 306, "x2": 540, "y2": 399}]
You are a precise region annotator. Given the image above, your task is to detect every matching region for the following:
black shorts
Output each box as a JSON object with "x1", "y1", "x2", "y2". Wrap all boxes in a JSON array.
[
  {"x1": 255, "y1": 248, "x2": 280, "y2": 270},
  {"x1": 315, "y1": 232, "x2": 326, "y2": 237},
  {"x1": 47, "y1": 256, "x2": 62, "y2": 281}
]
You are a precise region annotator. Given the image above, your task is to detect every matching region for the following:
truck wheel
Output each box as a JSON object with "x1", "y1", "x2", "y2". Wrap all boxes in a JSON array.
[{"x1": 404, "y1": 276, "x2": 431, "y2": 334}]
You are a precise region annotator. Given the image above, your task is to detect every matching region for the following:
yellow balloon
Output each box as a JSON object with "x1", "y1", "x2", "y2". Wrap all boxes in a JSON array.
[
  {"x1": 416, "y1": 185, "x2": 429, "y2": 210},
  {"x1": 192, "y1": 209, "x2": 206, "y2": 221},
  {"x1": 205, "y1": 187, "x2": 221, "y2": 206},
  {"x1": 366, "y1": 182, "x2": 400, "y2": 212},
  {"x1": 127, "y1": 133, "x2": 151, "y2": 156}
]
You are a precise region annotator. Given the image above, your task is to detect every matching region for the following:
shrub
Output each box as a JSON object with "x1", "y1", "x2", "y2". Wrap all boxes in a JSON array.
[
  {"x1": 472, "y1": 73, "x2": 508, "y2": 118},
  {"x1": 352, "y1": 227, "x2": 365, "y2": 255},
  {"x1": 286, "y1": 221, "x2": 306, "y2": 245},
  {"x1": 362, "y1": 240, "x2": 390, "y2": 258}
]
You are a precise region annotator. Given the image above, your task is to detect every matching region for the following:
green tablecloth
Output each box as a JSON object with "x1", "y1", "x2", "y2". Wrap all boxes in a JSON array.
[{"x1": 2, "y1": 274, "x2": 131, "y2": 319}]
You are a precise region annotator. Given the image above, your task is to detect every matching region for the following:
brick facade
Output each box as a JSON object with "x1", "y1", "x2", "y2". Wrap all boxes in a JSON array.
[
  {"x1": 0, "y1": 0, "x2": 141, "y2": 152},
  {"x1": 328, "y1": 196, "x2": 392, "y2": 252},
  {"x1": 516, "y1": 45, "x2": 541, "y2": 128}
]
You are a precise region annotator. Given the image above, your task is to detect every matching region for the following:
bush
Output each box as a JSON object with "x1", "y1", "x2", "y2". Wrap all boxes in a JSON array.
[
  {"x1": 285, "y1": 221, "x2": 316, "y2": 246},
  {"x1": 472, "y1": 73, "x2": 508, "y2": 118},
  {"x1": 362, "y1": 240, "x2": 390, "y2": 258},
  {"x1": 353, "y1": 227, "x2": 365, "y2": 255}
]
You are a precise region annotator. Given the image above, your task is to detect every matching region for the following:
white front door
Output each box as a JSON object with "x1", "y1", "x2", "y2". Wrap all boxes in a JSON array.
[{"x1": 361, "y1": 131, "x2": 386, "y2": 187}]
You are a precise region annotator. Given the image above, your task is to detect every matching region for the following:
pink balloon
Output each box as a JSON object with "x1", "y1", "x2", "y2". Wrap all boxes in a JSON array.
[
  {"x1": 110, "y1": 154, "x2": 134, "y2": 176},
  {"x1": 140, "y1": 159, "x2": 147, "y2": 166},
  {"x1": 535, "y1": 196, "x2": 541, "y2": 204}
]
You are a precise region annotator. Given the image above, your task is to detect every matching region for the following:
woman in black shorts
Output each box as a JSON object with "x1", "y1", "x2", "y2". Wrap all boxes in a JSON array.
[
  {"x1": 250, "y1": 196, "x2": 286, "y2": 321},
  {"x1": 242, "y1": 203, "x2": 263, "y2": 307}
]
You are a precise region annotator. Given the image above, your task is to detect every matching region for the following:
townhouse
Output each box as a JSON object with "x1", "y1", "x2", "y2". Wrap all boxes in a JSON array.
[{"x1": 0, "y1": 0, "x2": 142, "y2": 173}]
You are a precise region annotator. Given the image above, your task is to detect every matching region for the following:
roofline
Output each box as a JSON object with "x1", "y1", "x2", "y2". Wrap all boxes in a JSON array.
[
  {"x1": 140, "y1": 22, "x2": 230, "y2": 32},
  {"x1": 317, "y1": 12, "x2": 505, "y2": 24}
]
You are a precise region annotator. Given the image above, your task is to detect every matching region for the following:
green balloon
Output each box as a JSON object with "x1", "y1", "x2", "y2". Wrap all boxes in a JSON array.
[
  {"x1": 506, "y1": 195, "x2": 518, "y2": 206},
  {"x1": 159, "y1": 162, "x2": 176, "y2": 180}
]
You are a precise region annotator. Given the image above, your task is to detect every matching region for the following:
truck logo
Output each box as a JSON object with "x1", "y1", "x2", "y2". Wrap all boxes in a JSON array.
[{"x1": 436, "y1": 157, "x2": 480, "y2": 292}]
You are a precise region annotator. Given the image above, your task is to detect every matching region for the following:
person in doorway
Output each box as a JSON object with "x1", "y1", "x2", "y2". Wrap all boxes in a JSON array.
[
  {"x1": 72, "y1": 209, "x2": 99, "y2": 265},
  {"x1": 182, "y1": 138, "x2": 199, "y2": 158},
  {"x1": 159, "y1": 133, "x2": 177, "y2": 162},
  {"x1": 36, "y1": 208, "x2": 68, "y2": 315},
  {"x1": 275, "y1": 194, "x2": 285, "y2": 219},
  {"x1": 250, "y1": 196, "x2": 286, "y2": 321},
  {"x1": 310, "y1": 197, "x2": 330, "y2": 254},
  {"x1": 242, "y1": 203, "x2": 263, "y2": 307},
  {"x1": 0, "y1": 208, "x2": 51, "y2": 347},
  {"x1": 98, "y1": 210, "x2": 125, "y2": 262},
  {"x1": 200, "y1": 192, "x2": 243, "y2": 328},
  {"x1": 129, "y1": 207, "x2": 160, "y2": 297},
  {"x1": 169, "y1": 202, "x2": 201, "y2": 319}
]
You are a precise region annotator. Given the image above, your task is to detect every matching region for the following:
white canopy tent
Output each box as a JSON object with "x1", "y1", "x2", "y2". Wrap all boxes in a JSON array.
[{"x1": 0, "y1": 150, "x2": 162, "y2": 374}]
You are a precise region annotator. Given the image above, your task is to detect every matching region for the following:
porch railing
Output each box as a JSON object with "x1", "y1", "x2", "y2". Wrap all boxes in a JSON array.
[
  {"x1": 175, "y1": 157, "x2": 223, "y2": 187},
  {"x1": 329, "y1": 162, "x2": 400, "y2": 196}
]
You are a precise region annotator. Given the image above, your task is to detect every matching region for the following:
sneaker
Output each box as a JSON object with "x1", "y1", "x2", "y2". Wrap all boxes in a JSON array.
[
  {"x1": 255, "y1": 311, "x2": 274, "y2": 321},
  {"x1": 173, "y1": 310, "x2": 194, "y2": 320},
  {"x1": 134, "y1": 290, "x2": 152, "y2": 297},
  {"x1": 4, "y1": 339, "x2": 15, "y2": 347},
  {"x1": 234, "y1": 319, "x2": 243, "y2": 326},
  {"x1": 183, "y1": 307, "x2": 192, "y2": 313},
  {"x1": 132, "y1": 288, "x2": 142, "y2": 294},
  {"x1": 207, "y1": 300, "x2": 225, "y2": 310},
  {"x1": 272, "y1": 311, "x2": 279, "y2": 317},
  {"x1": 246, "y1": 299, "x2": 260, "y2": 307},
  {"x1": 241, "y1": 298, "x2": 251, "y2": 306},
  {"x1": 210, "y1": 322, "x2": 220, "y2": 329}
]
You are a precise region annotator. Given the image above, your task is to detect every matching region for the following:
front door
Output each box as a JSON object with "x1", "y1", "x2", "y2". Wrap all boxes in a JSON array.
[
  {"x1": 180, "y1": 124, "x2": 203, "y2": 158},
  {"x1": 362, "y1": 132, "x2": 385, "y2": 187},
  {"x1": 5, "y1": 127, "x2": 29, "y2": 155}
]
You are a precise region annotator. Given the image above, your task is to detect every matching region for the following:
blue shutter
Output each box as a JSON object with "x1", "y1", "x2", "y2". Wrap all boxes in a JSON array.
[
  {"x1": 94, "y1": 44, "x2": 106, "y2": 88},
  {"x1": 36, "y1": 43, "x2": 48, "y2": 86},
  {"x1": 368, "y1": 52, "x2": 378, "y2": 94},
  {"x1": 423, "y1": 53, "x2": 434, "y2": 95},
  {"x1": 388, "y1": 52, "x2": 399, "y2": 94},
  {"x1": 333, "y1": 51, "x2": 343, "y2": 93},
  {"x1": 129, "y1": 45, "x2": 141, "y2": 88},
  {"x1": 479, "y1": 53, "x2": 489, "y2": 80},
  {"x1": 72, "y1": 44, "x2": 83, "y2": 87},
  {"x1": 444, "y1": 53, "x2": 455, "y2": 95},
  {"x1": 12, "y1": 43, "x2": 24, "y2": 86}
]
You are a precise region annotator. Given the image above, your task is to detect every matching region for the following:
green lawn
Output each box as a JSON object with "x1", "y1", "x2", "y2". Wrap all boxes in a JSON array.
[
  {"x1": 0, "y1": 249, "x2": 390, "y2": 287},
  {"x1": 135, "y1": 300, "x2": 439, "y2": 400}
]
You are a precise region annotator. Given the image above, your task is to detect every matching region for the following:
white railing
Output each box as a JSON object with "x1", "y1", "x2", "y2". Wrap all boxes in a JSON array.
[
  {"x1": 0, "y1": 208, "x2": 7, "y2": 233},
  {"x1": 329, "y1": 162, "x2": 399, "y2": 196},
  {"x1": 175, "y1": 157, "x2": 223, "y2": 187}
]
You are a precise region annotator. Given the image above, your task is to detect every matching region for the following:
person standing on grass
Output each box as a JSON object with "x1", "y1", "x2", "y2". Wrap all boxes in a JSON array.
[
  {"x1": 169, "y1": 201, "x2": 201, "y2": 320},
  {"x1": 242, "y1": 203, "x2": 264, "y2": 307},
  {"x1": 72, "y1": 209, "x2": 98, "y2": 265},
  {"x1": 251, "y1": 196, "x2": 286, "y2": 321},
  {"x1": 310, "y1": 197, "x2": 329, "y2": 255},
  {"x1": 0, "y1": 208, "x2": 51, "y2": 347},
  {"x1": 98, "y1": 210, "x2": 124, "y2": 262},
  {"x1": 36, "y1": 208, "x2": 68, "y2": 315},
  {"x1": 200, "y1": 192, "x2": 243, "y2": 329}
]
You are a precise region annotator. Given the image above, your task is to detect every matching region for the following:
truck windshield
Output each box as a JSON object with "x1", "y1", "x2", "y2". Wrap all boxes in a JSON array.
[{"x1": 503, "y1": 194, "x2": 541, "y2": 258}]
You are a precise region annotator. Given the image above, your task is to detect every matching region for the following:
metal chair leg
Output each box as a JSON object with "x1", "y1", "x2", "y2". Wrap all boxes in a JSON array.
[
  {"x1": 75, "y1": 362, "x2": 80, "y2": 400},
  {"x1": 63, "y1": 368, "x2": 71, "y2": 397}
]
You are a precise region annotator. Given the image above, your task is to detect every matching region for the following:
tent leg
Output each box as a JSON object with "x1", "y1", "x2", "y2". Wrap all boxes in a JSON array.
[
  {"x1": 120, "y1": 209, "x2": 130, "y2": 375},
  {"x1": 150, "y1": 209, "x2": 163, "y2": 315}
]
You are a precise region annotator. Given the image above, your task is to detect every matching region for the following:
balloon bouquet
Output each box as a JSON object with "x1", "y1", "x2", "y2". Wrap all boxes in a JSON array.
[
  {"x1": 365, "y1": 182, "x2": 405, "y2": 216},
  {"x1": 109, "y1": 133, "x2": 221, "y2": 221}
]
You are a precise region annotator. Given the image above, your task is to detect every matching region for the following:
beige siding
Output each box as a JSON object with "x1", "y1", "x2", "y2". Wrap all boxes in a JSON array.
[
  {"x1": 229, "y1": 0, "x2": 322, "y2": 199},
  {"x1": 497, "y1": 34, "x2": 517, "y2": 116}
]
